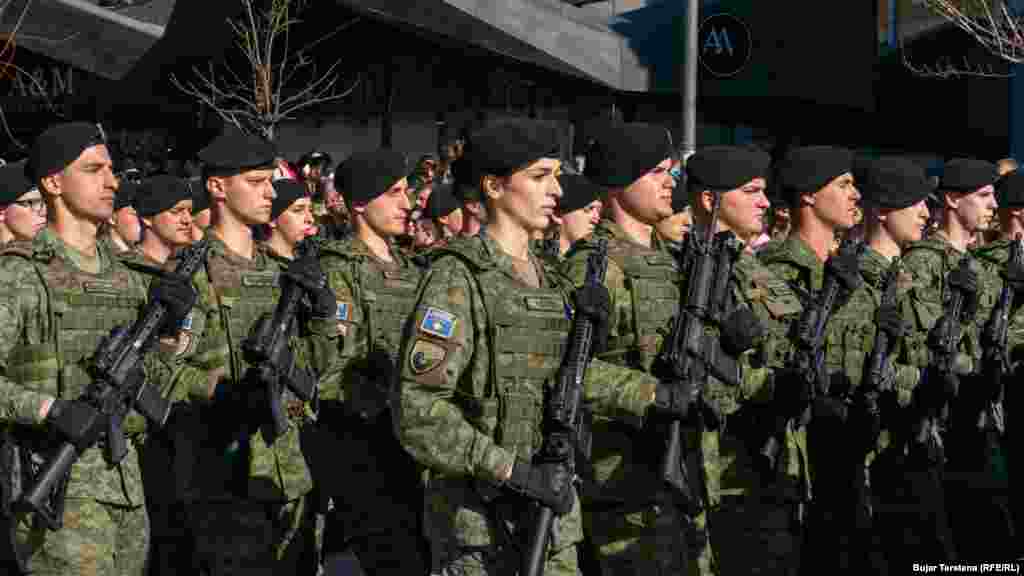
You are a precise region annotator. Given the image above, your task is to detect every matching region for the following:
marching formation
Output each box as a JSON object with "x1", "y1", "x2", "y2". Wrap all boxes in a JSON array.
[{"x1": 0, "y1": 118, "x2": 1018, "y2": 576}]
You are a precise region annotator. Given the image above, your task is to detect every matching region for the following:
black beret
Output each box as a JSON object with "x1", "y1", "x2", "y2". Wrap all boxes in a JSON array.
[
  {"x1": 271, "y1": 179, "x2": 307, "y2": 220},
  {"x1": 996, "y1": 169, "x2": 1024, "y2": 208},
  {"x1": 115, "y1": 181, "x2": 139, "y2": 211},
  {"x1": 27, "y1": 122, "x2": 107, "y2": 181},
  {"x1": 940, "y1": 158, "x2": 998, "y2": 192},
  {"x1": 337, "y1": 149, "x2": 408, "y2": 205},
  {"x1": 425, "y1": 182, "x2": 460, "y2": 220},
  {"x1": 188, "y1": 178, "x2": 209, "y2": 214},
  {"x1": 556, "y1": 174, "x2": 606, "y2": 215},
  {"x1": 585, "y1": 122, "x2": 673, "y2": 187},
  {"x1": 464, "y1": 119, "x2": 560, "y2": 183},
  {"x1": 197, "y1": 129, "x2": 277, "y2": 176},
  {"x1": 860, "y1": 157, "x2": 933, "y2": 210},
  {"x1": 686, "y1": 146, "x2": 771, "y2": 191},
  {"x1": 0, "y1": 160, "x2": 34, "y2": 206},
  {"x1": 133, "y1": 175, "x2": 194, "y2": 218},
  {"x1": 852, "y1": 155, "x2": 875, "y2": 189},
  {"x1": 777, "y1": 146, "x2": 854, "y2": 199}
]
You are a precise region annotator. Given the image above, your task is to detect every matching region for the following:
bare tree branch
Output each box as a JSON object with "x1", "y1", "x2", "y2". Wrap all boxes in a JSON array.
[
  {"x1": 172, "y1": 0, "x2": 359, "y2": 141},
  {"x1": 922, "y1": 0, "x2": 1024, "y2": 63},
  {"x1": 901, "y1": 38, "x2": 1015, "y2": 78}
]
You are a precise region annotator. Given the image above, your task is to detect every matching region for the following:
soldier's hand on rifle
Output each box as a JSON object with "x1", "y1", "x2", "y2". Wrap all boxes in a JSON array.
[
  {"x1": 875, "y1": 302, "x2": 907, "y2": 342},
  {"x1": 648, "y1": 380, "x2": 697, "y2": 421},
  {"x1": 1001, "y1": 258, "x2": 1024, "y2": 293},
  {"x1": 919, "y1": 365, "x2": 959, "y2": 412},
  {"x1": 284, "y1": 256, "x2": 336, "y2": 319},
  {"x1": 46, "y1": 399, "x2": 103, "y2": 450},
  {"x1": 505, "y1": 458, "x2": 575, "y2": 516},
  {"x1": 825, "y1": 248, "x2": 863, "y2": 300},
  {"x1": 948, "y1": 264, "x2": 979, "y2": 322},
  {"x1": 573, "y1": 284, "x2": 610, "y2": 356},
  {"x1": 720, "y1": 307, "x2": 763, "y2": 356},
  {"x1": 148, "y1": 272, "x2": 197, "y2": 334}
]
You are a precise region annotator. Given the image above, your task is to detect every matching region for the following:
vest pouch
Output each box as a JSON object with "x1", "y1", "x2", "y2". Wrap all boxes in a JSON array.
[{"x1": 496, "y1": 385, "x2": 542, "y2": 460}]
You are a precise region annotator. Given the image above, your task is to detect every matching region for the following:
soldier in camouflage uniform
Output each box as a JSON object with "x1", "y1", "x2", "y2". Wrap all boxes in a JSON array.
[
  {"x1": 105, "y1": 180, "x2": 141, "y2": 255},
  {"x1": 153, "y1": 130, "x2": 337, "y2": 575},
  {"x1": 549, "y1": 173, "x2": 603, "y2": 263},
  {"x1": 0, "y1": 122, "x2": 196, "y2": 575},
  {"x1": 396, "y1": 120, "x2": 685, "y2": 576},
  {"x1": 953, "y1": 167, "x2": 1024, "y2": 558},
  {"x1": 0, "y1": 160, "x2": 47, "y2": 246},
  {"x1": 313, "y1": 149, "x2": 428, "y2": 574},
  {"x1": 891, "y1": 158, "x2": 998, "y2": 561},
  {"x1": 561, "y1": 128, "x2": 757, "y2": 575},
  {"x1": 426, "y1": 182, "x2": 463, "y2": 249},
  {"x1": 678, "y1": 146, "x2": 806, "y2": 576},
  {"x1": 810, "y1": 156, "x2": 932, "y2": 574}
]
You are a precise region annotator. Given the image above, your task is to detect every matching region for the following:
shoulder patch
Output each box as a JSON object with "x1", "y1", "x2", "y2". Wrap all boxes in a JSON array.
[
  {"x1": 180, "y1": 311, "x2": 194, "y2": 331},
  {"x1": 409, "y1": 338, "x2": 447, "y2": 374},
  {"x1": 420, "y1": 307, "x2": 456, "y2": 340},
  {"x1": 336, "y1": 301, "x2": 350, "y2": 322}
]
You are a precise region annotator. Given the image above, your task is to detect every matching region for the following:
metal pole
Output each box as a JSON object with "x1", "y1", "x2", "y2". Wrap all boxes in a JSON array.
[{"x1": 682, "y1": 0, "x2": 699, "y2": 159}]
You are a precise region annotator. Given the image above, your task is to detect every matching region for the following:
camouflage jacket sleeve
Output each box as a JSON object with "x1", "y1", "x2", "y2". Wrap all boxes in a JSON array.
[
  {"x1": 395, "y1": 259, "x2": 515, "y2": 484},
  {"x1": 316, "y1": 254, "x2": 362, "y2": 402},
  {"x1": 0, "y1": 257, "x2": 53, "y2": 424}
]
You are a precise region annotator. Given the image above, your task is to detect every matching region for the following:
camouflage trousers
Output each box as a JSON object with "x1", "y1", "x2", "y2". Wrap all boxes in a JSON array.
[
  {"x1": 584, "y1": 497, "x2": 688, "y2": 575},
  {"x1": 433, "y1": 541, "x2": 578, "y2": 576},
  {"x1": 188, "y1": 492, "x2": 317, "y2": 576},
  {"x1": 687, "y1": 427, "x2": 802, "y2": 576},
  {"x1": 11, "y1": 497, "x2": 149, "y2": 576}
]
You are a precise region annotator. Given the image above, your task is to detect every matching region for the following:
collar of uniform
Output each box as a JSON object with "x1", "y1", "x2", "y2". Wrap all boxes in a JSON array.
[
  {"x1": 971, "y1": 237, "x2": 1012, "y2": 266},
  {"x1": 780, "y1": 234, "x2": 825, "y2": 291},
  {"x1": 35, "y1": 227, "x2": 112, "y2": 273},
  {"x1": 348, "y1": 235, "x2": 408, "y2": 267},
  {"x1": 206, "y1": 232, "x2": 271, "y2": 269},
  {"x1": 596, "y1": 218, "x2": 662, "y2": 252}
]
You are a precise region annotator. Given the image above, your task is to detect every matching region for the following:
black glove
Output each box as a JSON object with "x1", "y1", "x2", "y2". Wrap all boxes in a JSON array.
[
  {"x1": 46, "y1": 399, "x2": 103, "y2": 450},
  {"x1": 918, "y1": 365, "x2": 958, "y2": 413},
  {"x1": 649, "y1": 380, "x2": 697, "y2": 421},
  {"x1": 505, "y1": 459, "x2": 575, "y2": 516},
  {"x1": 947, "y1": 264, "x2": 979, "y2": 322},
  {"x1": 148, "y1": 273, "x2": 197, "y2": 334},
  {"x1": 573, "y1": 284, "x2": 610, "y2": 356},
  {"x1": 825, "y1": 248, "x2": 863, "y2": 297},
  {"x1": 720, "y1": 308, "x2": 763, "y2": 356},
  {"x1": 284, "y1": 256, "x2": 336, "y2": 319},
  {"x1": 875, "y1": 303, "x2": 906, "y2": 342}
]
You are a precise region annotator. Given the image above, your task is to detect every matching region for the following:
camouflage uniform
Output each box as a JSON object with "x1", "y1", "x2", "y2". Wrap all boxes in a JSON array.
[
  {"x1": 396, "y1": 233, "x2": 659, "y2": 576},
  {"x1": 154, "y1": 234, "x2": 326, "y2": 575},
  {"x1": 0, "y1": 229, "x2": 153, "y2": 575},
  {"x1": 315, "y1": 236, "x2": 428, "y2": 573},
  {"x1": 809, "y1": 246, "x2": 919, "y2": 574},
  {"x1": 877, "y1": 234, "x2": 981, "y2": 562}
]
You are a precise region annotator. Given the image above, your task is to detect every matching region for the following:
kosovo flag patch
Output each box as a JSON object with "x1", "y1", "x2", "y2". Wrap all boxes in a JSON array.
[
  {"x1": 336, "y1": 302, "x2": 350, "y2": 322},
  {"x1": 420, "y1": 307, "x2": 456, "y2": 340}
]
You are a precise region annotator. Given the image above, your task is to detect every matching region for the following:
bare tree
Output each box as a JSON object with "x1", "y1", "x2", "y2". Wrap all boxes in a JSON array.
[
  {"x1": 171, "y1": 0, "x2": 360, "y2": 142},
  {"x1": 904, "y1": 0, "x2": 1021, "y2": 77},
  {"x1": 0, "y1": 0, "x2": 66, "y2": 150}
]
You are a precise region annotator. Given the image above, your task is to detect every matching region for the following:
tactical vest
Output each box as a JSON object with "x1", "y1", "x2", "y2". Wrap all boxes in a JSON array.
[
  {"x1": 434, "y1": 245, "x2": 572, "y2": 460},
  {"x1": 3, "y1": 242, "x2": 145, "y2": 404},
  {"x1": 204, "y1": 248, "x2": 281, "y2": 379},
  {"x1": 604, "y1": 242, "x2": 680, "y2": 371}
]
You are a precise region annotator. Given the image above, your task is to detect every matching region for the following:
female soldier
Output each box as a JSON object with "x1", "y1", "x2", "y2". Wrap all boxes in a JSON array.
[
  {"x1": 260, "y1": 179, "x2": 317, "y2": 261},
  {"x1": 395, "y1": 120, "x2": 683, "y2": 575},
  {"x1": 0, "y1": 160, "x2": 46, "y2": 244}
]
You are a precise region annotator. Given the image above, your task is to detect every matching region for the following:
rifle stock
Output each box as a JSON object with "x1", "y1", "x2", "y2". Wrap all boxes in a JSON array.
[
  {"x1": 15, "y1": 236, "x2": 210, "y2": 530},
  {"x1": 521, "y1": 238, "x2": 608, "y2": 576}
]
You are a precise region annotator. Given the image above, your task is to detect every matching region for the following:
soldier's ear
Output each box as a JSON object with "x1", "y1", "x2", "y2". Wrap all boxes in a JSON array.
[
  {"x1": 207, "y1": 176, "x2": 227, "y2": 202},
  {"x1": 40, "y1": 174, "x2": 61, "y2": 198},
  {"x1": 700, "y1": 189, "x2": 714, "y2": 214},
  {"x1": 482, "y1": 175, "x2": 502, "y2": 201}
]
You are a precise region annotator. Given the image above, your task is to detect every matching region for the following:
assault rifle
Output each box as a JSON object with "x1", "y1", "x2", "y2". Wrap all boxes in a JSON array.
[
  {"x1": 760, "y1": 238, "x2": 866, "y2": 474},
  {"x1": 982, "y1": 235, "x2": 1023, "y2": 403},
  {"x1": 653, "y1": 192, "x2": 743, "y2": 517},
  {"x1": 520, "y1": 238, "x2": 608, "y2": 576},
  {"x1": 241, "y1": 236, "x2": 321, "y2": 445},
  {"x1": 16, "y1": 237, "x2": 210, "y2": 530},
  {"x1": 860, "y1": 258, "x2": 903, "y2": 443}
]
